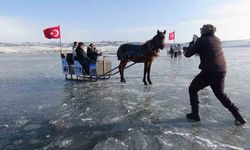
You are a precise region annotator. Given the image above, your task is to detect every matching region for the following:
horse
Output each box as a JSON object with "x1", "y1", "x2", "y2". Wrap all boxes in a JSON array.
[{"x1": 117, "y1": 30, "x2": 166, "y2": 85}]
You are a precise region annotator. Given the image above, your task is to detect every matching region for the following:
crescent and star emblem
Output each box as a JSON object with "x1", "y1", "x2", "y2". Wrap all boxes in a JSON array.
[
  {"x1": 170, "y1": 33, "x2": 174, "y2": 39},
  {"x1": 50, "y1": 29, "x2": 59, "y2": 37}
]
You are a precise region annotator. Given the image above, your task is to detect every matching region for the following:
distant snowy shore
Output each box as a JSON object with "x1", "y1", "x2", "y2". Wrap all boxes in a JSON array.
[
  {"x1": 0, "y1": 41, "x2": 127, "y2": 54},
  {"x1": 0, "y1": 40, "x2": 250, "y2": 54}
]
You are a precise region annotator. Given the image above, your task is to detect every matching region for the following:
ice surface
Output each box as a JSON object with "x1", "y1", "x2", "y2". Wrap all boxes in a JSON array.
[{"x1": 0, "y1": 47, "x2": 249, "y2": 149}]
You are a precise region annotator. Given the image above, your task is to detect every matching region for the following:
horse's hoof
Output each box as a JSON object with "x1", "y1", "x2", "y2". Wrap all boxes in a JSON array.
[
  {"x1": 144, "y1": 82, "x2": 148, "y2": 85},
  {"x1": 121, "y1": 79, "x2": 126, "y2": 83},
  {"x1": 148, "y1": 81, "x2": 153, "y2": 84}
]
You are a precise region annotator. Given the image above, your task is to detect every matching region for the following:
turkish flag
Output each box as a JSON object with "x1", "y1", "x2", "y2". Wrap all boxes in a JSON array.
[
  {"x1": 43, "y1": 26, "x2": 61, "y2": 39},
  {"x1": 169, "y1": 31, "x2": 175, "y2": 40}
]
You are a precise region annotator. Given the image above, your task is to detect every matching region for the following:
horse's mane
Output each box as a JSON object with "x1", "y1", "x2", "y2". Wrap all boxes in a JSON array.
[{"x1": 144, "y1": 34, "x2": 159, "y2": 52}]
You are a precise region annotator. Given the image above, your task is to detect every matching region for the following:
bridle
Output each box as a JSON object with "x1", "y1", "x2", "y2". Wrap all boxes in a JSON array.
[{"x1": 147, "y1": 34, "x2": 165, "y2": 53}]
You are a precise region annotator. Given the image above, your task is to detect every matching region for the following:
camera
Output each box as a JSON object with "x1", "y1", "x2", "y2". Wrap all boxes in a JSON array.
[{"x1": 183, "y1": 46, "x2": 188, "y2": 54}]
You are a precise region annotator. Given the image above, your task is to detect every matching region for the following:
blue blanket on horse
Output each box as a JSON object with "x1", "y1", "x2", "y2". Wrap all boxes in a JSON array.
[{"x1": 117, "y1": 43, "x2": 146, "y2": 60}]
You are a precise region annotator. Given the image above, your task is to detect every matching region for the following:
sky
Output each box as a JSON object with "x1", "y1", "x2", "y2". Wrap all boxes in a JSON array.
[{"x1": 0, "y1": 0, "x2": 250, "y2": 43}]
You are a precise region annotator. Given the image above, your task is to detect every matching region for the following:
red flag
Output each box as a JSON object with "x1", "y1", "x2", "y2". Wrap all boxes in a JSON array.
[
  {"x1": 43, "y1": 26, "x2": 61, "y2": 39},
  {"x1": 169, "y1": 31, "x2": 175, "y2": 40}
]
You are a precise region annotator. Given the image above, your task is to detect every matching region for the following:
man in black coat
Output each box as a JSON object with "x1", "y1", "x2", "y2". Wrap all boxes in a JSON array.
[
  {"x1": 75, "y1": 42, "x2": 90, "y2": 74},
  {"x1": 183, "y1": 24, "x2": 246, "y2": 125}
]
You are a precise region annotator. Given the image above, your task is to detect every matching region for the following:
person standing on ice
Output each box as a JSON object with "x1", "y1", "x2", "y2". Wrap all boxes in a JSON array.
[
  {"x1": 173, "y1": 44, "x2": 178, "y2": 57},
  {"x1": 169, "y1": 45, "x2": 174, "y2": 58},
  {"x1": 176, "y1": 44, "x2": 182, "y2": 57},
  {"x1": 183, "y1": 24, "x2": 246, "y2": 125}
]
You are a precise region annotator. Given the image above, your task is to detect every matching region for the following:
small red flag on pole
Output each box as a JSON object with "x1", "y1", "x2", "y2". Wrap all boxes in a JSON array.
[
  {"x1": 43, "y1": 26, "x2": 61, "y2": 39},
  {"x1": 169, "y1": 31, "x2": 175, "y2": 40},
  {"x1": 43, "y1": 25, "x2": 62, "y2": 54}
]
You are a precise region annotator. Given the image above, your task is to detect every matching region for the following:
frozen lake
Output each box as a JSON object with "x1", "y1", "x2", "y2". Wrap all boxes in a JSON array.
[{"x1": 0, "y1": 47, "x2": 250, "y2": 149}]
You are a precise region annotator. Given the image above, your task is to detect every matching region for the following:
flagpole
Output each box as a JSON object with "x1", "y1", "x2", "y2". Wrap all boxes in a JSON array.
[
  {"x1": 59, "y1": 25, "x2": 62, "y2": 54},
  {"x1": 174, "y1": 30, "x2": 176, "y2": 44},
  {"x1": 59, "y1": 36, "x2": 62, "y2": 54}
]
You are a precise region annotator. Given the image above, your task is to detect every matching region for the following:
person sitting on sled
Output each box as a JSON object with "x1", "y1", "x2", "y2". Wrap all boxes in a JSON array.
[
  {"x1": 87, "y1": 43, "x2": 102, "y2": 62},
  {"x1": 75, "y1": 42, "x2": 91, "y2": 74}
]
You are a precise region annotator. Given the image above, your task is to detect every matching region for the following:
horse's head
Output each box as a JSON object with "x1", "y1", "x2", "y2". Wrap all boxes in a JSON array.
[{"x1": 152, "y1": 30, "x2": 166, "y2": 51}]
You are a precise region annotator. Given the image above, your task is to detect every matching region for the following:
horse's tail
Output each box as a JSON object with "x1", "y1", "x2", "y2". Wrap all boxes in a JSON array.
[{"x1": 117, "y1": 44, "x2": 126, "y2": 60}]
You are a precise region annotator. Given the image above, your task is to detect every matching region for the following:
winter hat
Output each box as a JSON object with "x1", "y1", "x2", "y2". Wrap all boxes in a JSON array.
[{"x1": 200, "y1": 24, "x2": 216, "y2": 36}]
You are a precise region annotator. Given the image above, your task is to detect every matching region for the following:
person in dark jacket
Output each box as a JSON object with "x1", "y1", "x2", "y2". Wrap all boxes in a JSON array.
[
  {"x1": 87, "y1": 43, "x2": 102, "y2": 62},
  {"x1": 72, "y1": 41, "x2": 78, "y2": 58},
  {"x1": 183, "y1": 24, "x2": 246, "y2": 125},
  {"x1": 169, "y1": 45, "x2": 174, "y2": 58},
  {"x1": 73, "y1": 41, "x2": 78, "y2": 51},
  {"x1": 75, "y1": 42, "x2": 90, "y2": 74}
]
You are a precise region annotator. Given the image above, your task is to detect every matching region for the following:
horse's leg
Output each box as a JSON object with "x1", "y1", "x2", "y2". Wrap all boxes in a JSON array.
[
  {"x1": 119, "y1": 60, "x2": 127, "y2": 83},
  {"x1": 147, "y1": 61, "x2": 153, "y2": 84},
  {"x1": 119, "y1": 60, "x2": 124, "y2": 82},
  {"x1": 122, "y1": 60, "x2": 128, "y2": 82},
  {"x1": 122, "y1": 60, "x2": 128, "y2": 83},
  {"x1": 143, "y1": 62, "x2": 149, "y2": 85}
]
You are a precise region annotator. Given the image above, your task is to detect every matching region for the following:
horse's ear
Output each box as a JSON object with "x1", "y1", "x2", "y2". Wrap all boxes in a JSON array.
[
  {"x1": 157, "y1": 30, "x2": 160, "y2": 34},
  {"x1": 163, "y1": 30, "x2": 166, "y2": 34}
]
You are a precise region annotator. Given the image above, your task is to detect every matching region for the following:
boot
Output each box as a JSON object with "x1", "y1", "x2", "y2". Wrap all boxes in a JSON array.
[
  {"x1": 231, "y1": 110, "x2": 246, "y2": 125},
  {"x1": 186, "y1": 113, "x2": 201, "y2": 121},
  {"x1": 186, "y1": 104, "x2": 200, "y2": 121}
]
